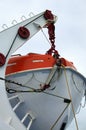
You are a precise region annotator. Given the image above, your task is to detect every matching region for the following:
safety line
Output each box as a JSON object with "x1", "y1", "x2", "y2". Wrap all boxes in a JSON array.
[
  {"x1": 43, "y1": 91, "x2": 70, "y2": 101},
  {"x1": 62, "y1": 64, "x2": 79, "y2": 130},
  {"x1": 41, "y1": 28, "x2": 51, "y2": 45},
  {"x1": 6, "y1": 33, "x2": 18, "y2": 58},
  {"x1": 50, "y1": 103, "x2": 70, "y2": 130},
  {"x1": 0, "y1": 76, "x2": 71, "y2": 102}
]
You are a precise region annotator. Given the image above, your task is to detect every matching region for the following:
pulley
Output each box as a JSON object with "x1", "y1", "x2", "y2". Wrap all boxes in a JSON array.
[
  {"x1": 44, "y1": 10, "x2": 54, "y2": 20},
  {"x1": 18, "y1": 26, "x2": 30, "y2": 39},
  {"x1": 0, "y1": 53, "x2": 6, "y2": 66}
]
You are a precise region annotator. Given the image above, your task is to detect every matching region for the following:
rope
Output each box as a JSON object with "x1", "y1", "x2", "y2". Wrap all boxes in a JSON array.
[
  {"x1": 0, "y1": 76, "x2": 71, "y2": 102},
  {"x1": 0, "y1": 77, "x2": 39, "y2": 92},
  {"x1": 43, "y1": 91, "x2": 71, "y2": 101},
  {"x1": 6, "y1": 33, "x2": 18, "y2": 58},
  {"x1": 41, "y1": 28, "x2": 51, "y2": 45},
  {"x1": 50, "y1": 103, "x2": 70, "y2": 130},
  {"x1": 6, "y1": 87, "x2": 42, "y2": 94},
  {"x1": 62, "y1": 64, "x2": 79, "y2": 130},
  {"x1": 71, "y1": 73, "x2": 82, "y2": 93}
]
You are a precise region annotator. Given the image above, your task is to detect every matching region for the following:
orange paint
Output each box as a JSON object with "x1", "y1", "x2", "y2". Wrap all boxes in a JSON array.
[
  {"x1": 6, "y1": 53, "x2": 56, "y2": 75},
  {"x1": 5, "y1": 53, "x2": 76, "y2": 76}
]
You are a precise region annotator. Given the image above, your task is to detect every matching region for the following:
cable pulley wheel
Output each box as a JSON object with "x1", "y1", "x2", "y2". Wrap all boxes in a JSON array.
[{"x1": 18, "y1": 26, "x2": 30, "y2": 39}]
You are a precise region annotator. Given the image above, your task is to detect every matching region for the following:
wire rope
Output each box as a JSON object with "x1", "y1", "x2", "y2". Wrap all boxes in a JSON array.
[{"x1": 62, "y1": 64, "x2": 79, "y2": 130}]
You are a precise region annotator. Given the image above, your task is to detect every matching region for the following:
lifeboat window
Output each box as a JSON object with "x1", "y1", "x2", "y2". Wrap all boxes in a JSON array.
[{"x1": 23, "y1": 114, "x2": 32, "y2": 127}]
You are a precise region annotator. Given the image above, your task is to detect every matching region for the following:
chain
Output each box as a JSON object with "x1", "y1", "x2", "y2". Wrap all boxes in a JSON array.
[{"x1": 46, "y1": 23, "x2": 59, "y2": 58}]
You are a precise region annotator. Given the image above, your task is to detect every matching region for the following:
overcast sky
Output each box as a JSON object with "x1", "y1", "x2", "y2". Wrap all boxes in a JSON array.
[{"x1": 0, "y1": 0, "x2": 86, "y2": 130}]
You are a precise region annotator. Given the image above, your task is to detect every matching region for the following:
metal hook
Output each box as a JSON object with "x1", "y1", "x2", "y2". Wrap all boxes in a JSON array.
[{"x1": 6, "y1": 88, "x2": 17, "y2": 94}]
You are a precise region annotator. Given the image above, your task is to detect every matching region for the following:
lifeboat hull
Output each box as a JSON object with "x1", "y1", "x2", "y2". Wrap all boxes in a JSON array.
[{"x1": 5, "y1": 54, "x2": 86, "y2": 130}]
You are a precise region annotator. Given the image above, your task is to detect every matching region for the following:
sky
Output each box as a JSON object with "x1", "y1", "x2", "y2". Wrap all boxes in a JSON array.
[{"x1": 0, "y1": 0, "x2": 86, "y2": 130}]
